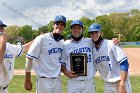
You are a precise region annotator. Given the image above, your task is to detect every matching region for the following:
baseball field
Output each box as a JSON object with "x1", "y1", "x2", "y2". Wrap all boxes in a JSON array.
[{"x1": 8, "y1": 47, "x2": 140, "y2": 93}]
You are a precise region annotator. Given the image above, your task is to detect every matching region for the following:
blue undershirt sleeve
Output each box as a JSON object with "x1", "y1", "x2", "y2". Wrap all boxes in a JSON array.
[{"x1": 120, "y1": 59, "x2": 129, "y2": 72}]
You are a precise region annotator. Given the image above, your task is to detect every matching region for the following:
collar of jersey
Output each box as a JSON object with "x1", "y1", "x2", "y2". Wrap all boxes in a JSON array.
[
  {"x1": 71, "y1": 37, "x2": 84, "y2": 44},
  {"x1": 49, "y1": 32, "x2": 61, "y2": 42},
  {"x1": 95, "y1": 39, "x2": 105, "y2": 52}
]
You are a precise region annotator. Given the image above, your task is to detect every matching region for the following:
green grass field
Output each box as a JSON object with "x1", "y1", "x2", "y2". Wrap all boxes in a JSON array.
[
  {"x1": 122, "y1": 45, "x2": 140, "y2": 48},
  {"x1": 8, "y1": 75, "x2": 140, "y2": 93},
  {"x1": 15, "y1": 53, "x2": 26, "y2": 69}
]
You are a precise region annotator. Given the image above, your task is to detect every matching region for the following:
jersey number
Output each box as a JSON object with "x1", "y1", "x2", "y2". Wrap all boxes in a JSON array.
[
  {"x1": 9, "y1": 62, "x2": 12, "y2": 71},
  {"x1": 88, "y1": 54, "x2": 91, "y2": 63},
  {"x1": 109, "y1": 64, "x2": 112, "y2": 71}
]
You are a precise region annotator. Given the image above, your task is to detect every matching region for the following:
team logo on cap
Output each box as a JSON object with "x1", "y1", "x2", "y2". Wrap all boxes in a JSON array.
[
  {"x1": 59, "y1": 16, "x2": 63, "y2": 20},
  {"x1": 76, "y1": 21, "x2": 79, "y2": 24}
]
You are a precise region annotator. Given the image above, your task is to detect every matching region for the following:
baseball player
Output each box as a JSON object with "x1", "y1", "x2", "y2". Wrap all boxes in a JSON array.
[
  {"x1": 0, "y1": 20, "x2": 32, "y2": 93},
  {"x1": 88, "y1": 23, "x2": 132, "y2": 93},
  {"x1": 24, "y1": 15, "x2": 66, "y2": 93},
  {"x1": 60, "y1": 20, "x2": 97, "y2": 93}
]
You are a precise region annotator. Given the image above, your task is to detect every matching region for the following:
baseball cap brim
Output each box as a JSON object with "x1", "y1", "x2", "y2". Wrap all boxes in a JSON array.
[
  {"x1": 89, "y1": 29, "x2": 100, "y2": 32},
  {"x1": 0, "y1": 24, "x2": 7, "y2": 27},
  {"x1": 70, "y1": 24, "x2": 83, "y2": 28}
]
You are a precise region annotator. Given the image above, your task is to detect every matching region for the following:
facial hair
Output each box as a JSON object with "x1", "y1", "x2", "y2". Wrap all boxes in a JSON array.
[{"x1": 71, "y1": 34, "x2": 83, "y2": 41}]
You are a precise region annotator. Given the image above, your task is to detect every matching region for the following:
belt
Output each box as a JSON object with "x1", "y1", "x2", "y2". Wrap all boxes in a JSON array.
[
  {"x1": 0, "y1": 85, "x2": 8, "y2": 90},
  {"x1": 40, "y1": 76, "x2": 57, "y2": 79}
]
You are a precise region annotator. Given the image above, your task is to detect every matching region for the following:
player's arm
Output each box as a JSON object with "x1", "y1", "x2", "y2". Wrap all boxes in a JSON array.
[
  {"x1": 60, "y1": 45, "x2": 77, "y2": 78},
  {"x1": 119, "y1": 59, "x2": 129, "y2": 93},
  {"x1": 61, "y1": 64, "x2": 77, "y2": 78},
  {"x1": 24, "y1": 57, "x2": 33, "y2": 91},
  {"x1": 0, "y1": 33, "x2": 7, "y2": 63},
  {"x1": 22, "y1": 40, "x2": 34, "y2": 53}
]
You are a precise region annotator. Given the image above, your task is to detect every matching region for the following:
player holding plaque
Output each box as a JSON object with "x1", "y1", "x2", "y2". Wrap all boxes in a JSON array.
[{"x1": 60, "y1": 20, "x2": 96, "y2": 93}]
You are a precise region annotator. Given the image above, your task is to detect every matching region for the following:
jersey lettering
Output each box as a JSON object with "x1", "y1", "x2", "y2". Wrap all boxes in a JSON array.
[
  {"x1": 48, "y1": 48, "x2": 63, "y2": 55},
  {"x1": 72, "y1": 47, "x2": 91, "y2": 54},
  {"x1": 4, "y1": 54, "x2": 13, "y2": 59},
  {"x1": 71, "y1": 47, "x2": 91, "y2": 63},
  {"x1": 95, "y1": 56, "x2": 110, "y2": 64}
]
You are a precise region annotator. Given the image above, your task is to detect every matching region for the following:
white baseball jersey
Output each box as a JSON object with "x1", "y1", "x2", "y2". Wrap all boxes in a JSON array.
[
  {"x1": 60, "y1": 37, "x2": 96, "y2": 80},
  {"x1": 93, "y1": 39, "x2": 128, "y2": 82},
  {"x1": 27, "y1": 33, "x2": 64, "y2": 78},
  {"x1": 0, "y1": 43, "x2": 23, "y2": 87}
]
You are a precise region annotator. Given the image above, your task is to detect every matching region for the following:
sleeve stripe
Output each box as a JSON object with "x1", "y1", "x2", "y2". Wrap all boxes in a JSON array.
[
  {"x1": 16, "y1": 46, "x2": 23, "y2": 58},
  {"x1": 26, "y1": 54, "x2": 37, "y2": 59},
  {"x1": 119, "y1": 57, "x2": 128, "y2": 64},
  {"x1": 59, "y1": 61, "x2": 66, "y2": 65}
]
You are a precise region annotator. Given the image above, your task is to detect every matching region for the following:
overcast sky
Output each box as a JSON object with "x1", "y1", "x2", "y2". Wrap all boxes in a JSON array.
[{"x1": 0, "y1": 0, "x2": 140, "y2": 29}]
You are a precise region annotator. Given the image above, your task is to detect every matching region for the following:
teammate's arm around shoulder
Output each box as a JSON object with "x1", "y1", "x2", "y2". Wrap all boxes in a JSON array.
[
  {"x1": 112, "y1": 38, "x2": 120, "y2": 45},
  {"x1": 24, "y1": 57, "x2": 33, "y2": 91},
  {"x1": 0, "y1": 33, "x2": 7, "y2": 63},
  {"x1": 22, "y1": 40, "x2": 34, "y2": 53}
]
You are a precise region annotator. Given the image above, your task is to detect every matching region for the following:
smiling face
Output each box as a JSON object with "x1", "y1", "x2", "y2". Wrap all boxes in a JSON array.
[
  {"x1": 53, "y1": 21, "x2": 65, "y2": 34},
  {"x1": 71, "y1": 25, "x2": 83, "y2": 38},
  {"x1": 89, "y1": 31, "x2": 102, "y2": 41}
]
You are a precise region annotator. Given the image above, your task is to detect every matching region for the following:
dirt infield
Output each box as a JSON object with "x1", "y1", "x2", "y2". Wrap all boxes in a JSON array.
[
  {"x1": 13, "y1": 48, "x2": 140, "y2": 76},
  {"x1": 123, "y1": 48, "x2": 140, "y2": 76}
]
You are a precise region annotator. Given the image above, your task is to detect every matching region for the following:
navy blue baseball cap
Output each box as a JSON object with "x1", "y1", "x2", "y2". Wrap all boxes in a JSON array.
[
  {"x1": 0, "y1": 20, "x2": 7, "y2": 27},
  {"x1": 70, "y1": 20, "x2": 83, "y2": 28},
  {"x1": 54, "y1": 15, "x2": 66, "y2": 24},
  {"x1": 88, "y1": 23, "x2": 101, "y2": 33}
]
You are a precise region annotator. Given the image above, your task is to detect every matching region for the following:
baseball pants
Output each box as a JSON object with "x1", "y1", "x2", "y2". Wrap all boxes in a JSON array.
[
  {"x1": 0, "y1": 85, "x2": 8, "y2": 93},
  {"x1": 67, "y1": 78, "x2": 96, "y2": 93},
  {"x1": 104, "y1": 79, "x2": 132, "y2": 93},
  {"x1": 36, "y1": 76, "x2": 62, "y2": 93},
  {"x1": 0, "y1": 89, "x2": 7, "y2": 93}
]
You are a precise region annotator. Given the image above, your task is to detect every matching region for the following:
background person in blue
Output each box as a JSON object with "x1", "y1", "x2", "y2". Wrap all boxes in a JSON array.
[
  {"x1": 25, "y1": 15, "x2": 66, "y2": 93},
  {"x1": 89, "y1": 23, "x2": 132, "y2": 93}
]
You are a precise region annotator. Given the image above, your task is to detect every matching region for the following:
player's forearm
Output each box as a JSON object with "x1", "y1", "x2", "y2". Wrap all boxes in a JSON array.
[
  {"x1": 25, "y1": 57, "x2": 33, "y2": 81},
  {"x1": 61, "y1": 64, "x2": 68, "y2": 75},
  {"x1": 0, "y1": 38, "x2": 6, "y2": 63},
  {"x1": 25, "y1": 72, "x2": 32, "y2": 82},
  {"x1": 23, "y1": 40, "x2": 34, "y2": 53},
  {"x1": 120, "y1": 71, "x2": 128, "y2": 86}
]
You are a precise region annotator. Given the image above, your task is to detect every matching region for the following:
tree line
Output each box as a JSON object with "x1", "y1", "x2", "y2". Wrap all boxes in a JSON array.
[{"x1": 5, "y1": 9, "x2": 140, "y2": 43}]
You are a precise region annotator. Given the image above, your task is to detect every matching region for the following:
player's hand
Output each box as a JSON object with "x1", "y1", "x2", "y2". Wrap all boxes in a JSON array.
[
  {"x1": 119, "y1": 82, "x2": 127, "y2": 93},
  {"x1": 112, "y1": 38, "x2": 120, "y2": 45},
  {"x1": 24, "y1": 80, "x2": 32, "y2": 91},
  {"x1": 65, "y1": 70, "x2": 78, "y2": 79}
]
